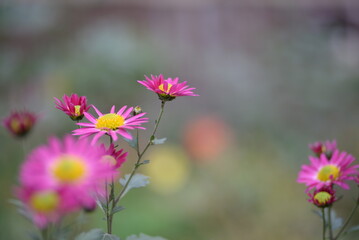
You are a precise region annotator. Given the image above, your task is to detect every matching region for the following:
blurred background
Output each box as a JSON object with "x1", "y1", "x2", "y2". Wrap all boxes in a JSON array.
[{"x1": 1, "y1": 0, "x2": 359, "y2": 239}]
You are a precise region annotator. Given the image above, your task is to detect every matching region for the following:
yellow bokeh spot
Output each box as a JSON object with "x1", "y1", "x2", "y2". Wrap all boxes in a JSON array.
[
  {"x1": 159, "y1": 83, "x2": 173, "y2": 93},
  {"x1": 52, "y1": 155, "x2": 86, "y2": 183},
  {"x1": 144, "y1": 145, "x2": 190, "y2": 195},
  {"x1": 30, "y1": 191, "x2": 59, "y2": 213},
  {"x1": 314, "y1": 191, "x2": 331, "y2": 204},
  {"x1": 317, "y1": 165, "x2": 340, "y2": 182},
  {"x1": 74, "y1": 105, "x2": 81, "y2": 116},
  {"x1": 96, "y1": 113, "x2": 124, "y2": 130}
]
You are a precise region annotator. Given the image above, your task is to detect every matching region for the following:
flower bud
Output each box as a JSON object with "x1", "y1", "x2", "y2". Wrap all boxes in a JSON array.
[
  {"x1": 308, "y1": 187, "x2": 336, "y2": 208},
  {"x1": 132, "y1": 106, "x2": 143, "y2": 116},
  {"x1": 3, "y1": 111, "x2": 37, "y2": 138}
]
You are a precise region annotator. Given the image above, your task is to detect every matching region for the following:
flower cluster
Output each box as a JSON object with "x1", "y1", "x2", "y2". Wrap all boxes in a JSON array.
[
  {"x1": 297, "y1": 140, "x2": 359, "y2": 208},
  {"x1": 9, "y1": 74, "x2": 197, "y2": 236},
  {"x1": 16, "y1": 136, "x2": 120, "y2": 228}
]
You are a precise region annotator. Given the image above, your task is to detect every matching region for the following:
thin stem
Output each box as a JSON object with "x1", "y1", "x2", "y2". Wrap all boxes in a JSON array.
[
  {"x1": 334, "y1": 197, "x2": 359, "y2": 240},
  {"x1": 106, "y1": 136, "x2": 115, "y2": 234},
  {"x1": 328, "y1": 207, "x2": 333, "y2": 240},
  {"x1": 322, "y1": 208, "x2": 326, "y2": 240},
  {"x1": 113, "y1": 101, "x2": 166, "y2": 207}
]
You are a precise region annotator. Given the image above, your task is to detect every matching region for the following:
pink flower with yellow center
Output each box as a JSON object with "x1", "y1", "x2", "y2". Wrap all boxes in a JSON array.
[
  {"x1": 99, "y1": 143, "x2": 128, "y2": 170},
  {"x1": 54, "y1": 93, "x2": 90, "y2": 121},
  {"x1": 16, "y1": 186, "x2": 78, "y2": 229},
  {"x1": 297, "y1": 150, "x2": 359, "y2": 190},
  {"x1": 3, "y1": 110, "x2": 37, "y2": 137},
  {"x1": 72, "y1": 105, "x2": 148, "y2": 145},
  {"x1": 20, "y1": 136, "x2": 116, "y2": 210},
  {"x1": 138, "y1": 74, "x2": 199, "y2": 101},
  {"x1": 307, "y1": 186, "x2": 336, "y2": 208},
  {"x1": 309, "y1": 140, "x2": 337, "y2": 159}
]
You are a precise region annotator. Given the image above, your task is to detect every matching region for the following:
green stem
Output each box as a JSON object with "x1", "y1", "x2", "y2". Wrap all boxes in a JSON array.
[
  {"x1": 322, "y1": 208, "x2": 326, "y2": 240},
  {"x1": 328, "y1": 207, "x2": 333, "y2": 240},
  {"x1": 334, "y1": 195, "x2": 359, "y2": 240},
  {"x1": 106, "y1": 136, "x2": 115, "y2": 234},
  {"x1": 113, "y1": 101, "x2": 166, "y2": 207}
]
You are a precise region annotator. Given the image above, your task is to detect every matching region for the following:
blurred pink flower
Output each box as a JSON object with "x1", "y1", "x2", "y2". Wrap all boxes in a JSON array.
[
  {"x1": 309, "y1": 140, "x2": 337, "y2": 158},
  {"x1": 54, "y1": 93, "x2": 90, "y2": 121},
  {"x1": 307, "y1": 186, "x2": 336, "y2": 208},
  {"x1": 99, "y1": 143, "x2": 128, "y2": 170},
  {"x1": 297, "y1": 150, "x2": 359, "y2": 191},
  {"x1": 19, "y1": 135, "x2": 116, "y2": 210},
  {"x1": 138, "y1": 74, "x2": 198, "y2": 101},
  {"x1": 16, "y1": 186, "x2": 78, "y2": 229},
  {"x1": 3, "y1": 110, "x2": 37, "y2": 138},
  {"x1": 73, "y1": 105, "x2": 148, "y2": 145}
]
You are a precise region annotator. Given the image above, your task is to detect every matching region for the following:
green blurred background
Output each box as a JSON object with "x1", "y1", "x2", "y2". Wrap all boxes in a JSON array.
[{"x1": 1, "y1": 1, "x2": 359, "y2": 239}]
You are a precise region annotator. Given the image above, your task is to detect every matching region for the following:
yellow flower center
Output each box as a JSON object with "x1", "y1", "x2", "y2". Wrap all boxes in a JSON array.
[
  {"x1": 74, "y1": 105, "x2": 81, "y2": 116},
  {"x1": 95, "y1": 113, "x2": 125, "y2": 130},
  {"x1": 314, "y1": 191, "x2": 331, "y2": 205},
  {"x1": 30, "y1": 191, "x2": 59, "y2": 213},
  {"x1": 159, "y1": 83, "x2": 173, "y2": 93},
  {"x1": 10, "y1": 119, "x2": 21, "y2": 132},
  {"x1": 52, "y1": 155, "x2": 86, "y2": 183},
  {"x1": 100, "y1": 155, "x2": 117, "y2": 166},
  {"x1": 317, "y1": 165, "x2": 340, "y2": 182}
]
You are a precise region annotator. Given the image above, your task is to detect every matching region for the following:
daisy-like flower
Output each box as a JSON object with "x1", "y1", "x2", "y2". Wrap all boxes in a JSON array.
[
  {"x1": 54, "y1": 93, "x2": 90, "y2": 121},
  {"x1": 138, "y1": 74, "x2": 199, "y2": 101},
  {"x1": 16, "y1": 186, "x2": 78, "y2": 229},
  {"x1": 19, "y1": 135, "x2": 116, "y2": 210},
  {"x1": 307, "y1": 186, "x2": 336, "y2": 208},
  {"x1": 309, "y1": 140, "x2": 337, "y2": 159},
  {"x1": 3, "y1": 110, "x2": 37, "y2": 137},
  {"x1": 99, "y1": 143, "x2": 128, "y2": 170},
  {"x1": 72, "y1": 105, "x2": 148, "y2": 145},
  {"x1": 297, "y1": 150, "x2": 359, "y2": 190}
]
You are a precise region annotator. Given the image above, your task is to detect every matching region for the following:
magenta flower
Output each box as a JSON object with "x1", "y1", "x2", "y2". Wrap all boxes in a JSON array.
[
  {"x1": 3, "y1": 110, "x2": 37, "y2": 137},
  {"x1": 307, "y1": 186, "x2": 336, "y2": 208},
  {"x1": 99, "y1": 143, "x2": 128, "y2": 170},
  {"x1": 16, "y1": 186, "x2": 79, "y2": 229},
  {"x1": 19, "y1": 136, "x2": 116, "y2": 210},
  {"x1": 297, "y1": 150, "x2": 359, "y2": 190},
  {"x1": 72, "y1": 105, "x2": 148, "y2": 145},
  {"x1": 138, "y1": 74, "x2": 199, "y2": 101},
  {"x1": 54, "y1": 93, "x2": 90, "y2": 121},
  {"x1": 309, "y1": 140, "x2": 337, "y2": 158}
]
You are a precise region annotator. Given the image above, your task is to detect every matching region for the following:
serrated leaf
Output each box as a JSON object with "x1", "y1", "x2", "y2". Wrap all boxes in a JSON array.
[
  {"x1": 126, "y1": 233, "x2": 167, "y2": 240},
  {"x1": 152, "y1": 138, "x2": 167, "y2": 145},
  {"x1": 112, "y1": 206, "x2": 125, "y2": 215},
  {"x1": 124, "y1": 137, "x2": 137, "y2": 149},
  {"x1": 119, "y1": 174, "x2": 150, "y2": 196},
  {"x1": 75, "y1": 229, "x2": 104, "y2": 240}
]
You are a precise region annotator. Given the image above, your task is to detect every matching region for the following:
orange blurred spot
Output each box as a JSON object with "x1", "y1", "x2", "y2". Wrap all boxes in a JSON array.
[{"x1": 183, "y1": 115, "x2": 232, "y2": 162}]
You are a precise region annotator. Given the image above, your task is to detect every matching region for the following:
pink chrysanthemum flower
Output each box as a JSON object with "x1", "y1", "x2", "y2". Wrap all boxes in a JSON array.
[
  {"x1": 99, "y1": 143, "x2": 128, "y2": 170},
  {"x1": 309, "y1": 140, "x2": 337, "y2": 159},
  {"x1": 72, "y1": 105, "x2": 148, "y2": 145},
  {"x1": 138, "y1": 74, "x2": 199, "y2": 101},
  {"x1": 16, "y1": 186, "x2": 79, "y2": 229},
  {"x1": 3, "y1": 110, "x2": 37, "y2": 138},
  {"x1": 297, "y1": 150, "x2": 359, "y2": 190},
  {"x1": 20, "y1": 136, "x2": 115, "y2": 210},
  {"x1": 307, "y1": 186, "x2": 336, "y2": 208},
  {"x1": 54, "y1": 93, "x2": 90, "y2": 121}
]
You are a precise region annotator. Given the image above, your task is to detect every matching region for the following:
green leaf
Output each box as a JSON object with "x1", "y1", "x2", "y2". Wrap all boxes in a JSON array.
[
  {"x1": 152, "y1": 137, "x2": 167, "y2": 145},
  {"x1": 96, "y1": 199, "x2": 107, "y2": 214},
  {"x1": 124, "y1": 137, "x2": 137, "y2": 149},
  {"x1": 330, "y1": 209, "x2": 343, "y2": 231},
  {"x1": 346, "y1": 225, "x2": 359, "y2": 234},
  {"x1": 111, "y1": 206, "x2": 125, "y2": 215},
  {"x1": 75, "y1": 229, "x2": 104, "y2": 240},
  {"x1": 75, "y1": 229, "x2": 121, "y2": 240},
  {"x1": 126, "y1": 233, "x2": 167, "y2": 240},
  {"x1": 119, "y1": 174, "x2": 150, "y2": 196}
]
